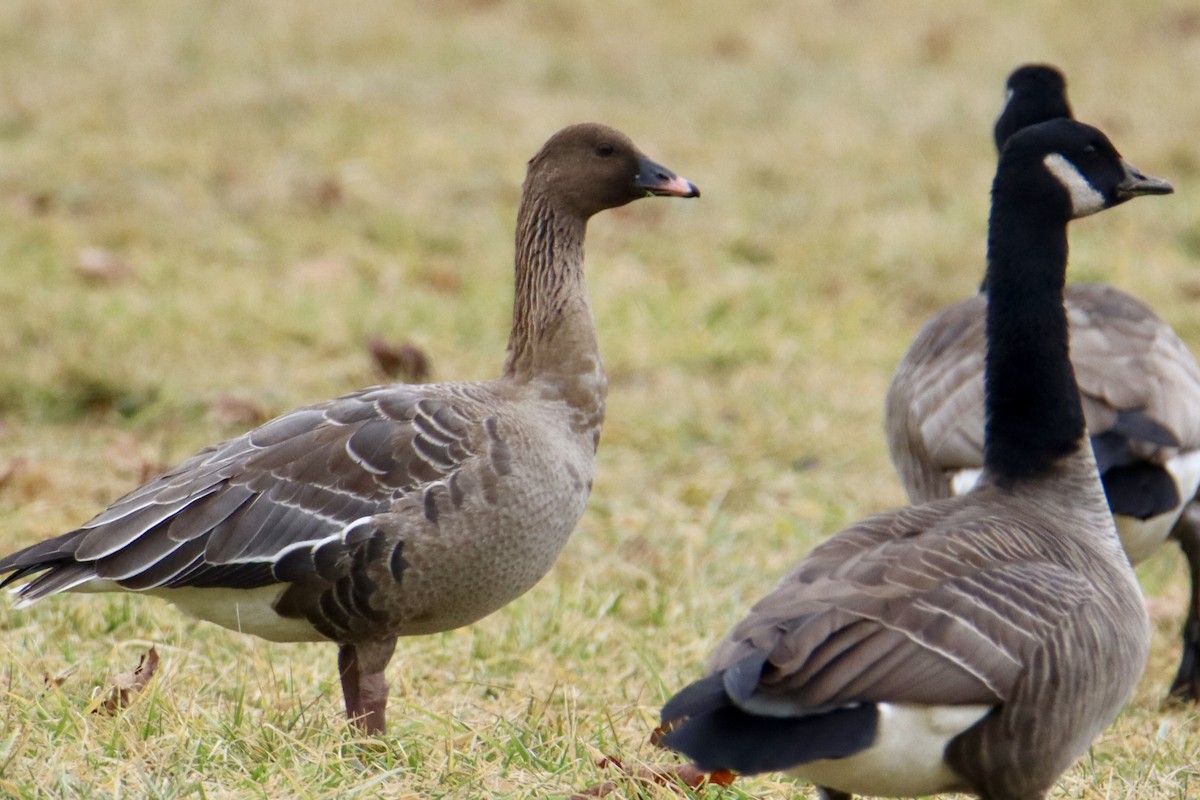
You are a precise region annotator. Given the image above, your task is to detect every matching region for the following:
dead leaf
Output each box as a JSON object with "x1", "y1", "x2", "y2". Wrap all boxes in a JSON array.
[
  {"x1": 95, "y1": 647, "x2": 159, "y2": 715},
  {"x1": 103, "y1": 434, "x2": 168, "y2": 485},
  {"x1": 42, "y1": 670, "x2": 69, "y2": 689},
  {"x1": 9, "y1": 190, "x2": 54, "y2": 217},
  {"x1": 367, "y1": 337, "x2": 431, "y2": 383},
  {"x1": 296, "y1": 175, "x2": 344, "y2": 212},
  {"x1": 75, "y1": 246, "x2": 133, "y2": 284},
  {"x1": 419, "y1": 266, "x2": 462, "y2": 294},
  {"x1": 570, "y1": 755, "x2": 737, "y2": 798},
  {"x1": 208, "y1": 393, "x2": 272, "y2": 429}
]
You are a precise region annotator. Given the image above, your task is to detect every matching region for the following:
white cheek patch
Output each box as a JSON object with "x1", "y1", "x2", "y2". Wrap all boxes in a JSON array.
[{"x1": 1043, "y1": 153, "x2": 1106, "y2": 218}]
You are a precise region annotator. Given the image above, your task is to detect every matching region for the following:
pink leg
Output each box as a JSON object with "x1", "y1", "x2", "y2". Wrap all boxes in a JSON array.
[{"x1": 338, "y1": 640, "x2": 397, "y2": 734}]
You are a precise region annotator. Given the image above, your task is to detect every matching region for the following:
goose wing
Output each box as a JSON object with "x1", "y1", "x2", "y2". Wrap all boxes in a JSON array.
[
  {"x1": 1067, "y1": 284, "x2": 1200, "y2": 463},
  {"x1": 0, "y1": 383, "x2": 488, "y2": 597},
  {"x1": 887, "y1": 285, "x2": 1200, "y2": 514},
  {"x1": 705, "y1": 502, "x2": 1096, "y2": 712},
  {"x1": 885, "y1": 298, "x2": 988, "y2": 502}
]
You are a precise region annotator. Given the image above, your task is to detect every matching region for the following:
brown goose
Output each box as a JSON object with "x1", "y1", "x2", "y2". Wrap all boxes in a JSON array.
[
  {"x1": 887, "y1": 64, "x2": 1200, "y2": 702},
  {"x1": 0, "y1": 123, "x2": 698, "y2": 734},
  {"x1": 659, "y1": 119, "x2": 1168, "y2": 799}
]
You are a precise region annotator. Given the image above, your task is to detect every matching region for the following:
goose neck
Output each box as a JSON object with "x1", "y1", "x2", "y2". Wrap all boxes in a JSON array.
[
  {"x1": 503, "y1": 188, "x2": 607, "y2": 411},
  {"x1": 982, "y1": 194, "x2": 1086, "y2": 486}
]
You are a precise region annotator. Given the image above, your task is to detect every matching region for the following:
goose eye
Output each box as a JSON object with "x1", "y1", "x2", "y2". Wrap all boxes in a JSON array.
[
  {"x1": 595, "y1": 143, "x2": 615, "y2": 158},
  {"x1": 1082, "y1": 144, "x2": 1098, "y2": 160}
]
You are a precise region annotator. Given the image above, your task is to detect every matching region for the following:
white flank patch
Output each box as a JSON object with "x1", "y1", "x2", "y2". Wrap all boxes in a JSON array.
[
  {"x1": 149, "y1": 585, "x2": 326, "y2": 642},
  {"x1": 950, "y1": 468, "x2": 984, "y2": 496},
  {"x1": 1166, "y1": 449, "x2": 1200, "y2": 515},
  {"x1": 1115, "y1": 449, "x2": 1200, "y2": 564},
  {"x1": 790, "y1": 702, "x2": 993, "y2": 797},
  {"x1": 1043, "y1": 153, "x2": 1106, "y2": 218},
  {"x1": 12, "y1": 581, "x2": 323, "y2": 642}
]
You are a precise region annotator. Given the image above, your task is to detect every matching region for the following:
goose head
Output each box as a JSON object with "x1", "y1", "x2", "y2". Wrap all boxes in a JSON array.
[
  {"x1": 998, "y1": 118, "x2": 1173, "y2": 221},
  {"x1": 525, "y1": 123, "x2": 699, "y2": 219},
  {"x1": 993, "y1": 64, "x2": 1073, "y2": 151}
]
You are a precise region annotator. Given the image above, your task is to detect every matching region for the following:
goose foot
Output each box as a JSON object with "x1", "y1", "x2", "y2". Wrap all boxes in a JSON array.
[{"x1": 338, "y1": 640, "x2": 397, "y2": 734}]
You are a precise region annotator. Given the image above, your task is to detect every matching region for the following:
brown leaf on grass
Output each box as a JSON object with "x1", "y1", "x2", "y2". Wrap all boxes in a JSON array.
[
  {"x1": 42, "y1": 670, "x2": 69, "y2": 688},
  {"x1": 367, "y1": 336, "x2": 431, "y2": 383},
  {"x1": 9, "y1": 190, "x2": 54, "y2": 217},
  {"x1": 103, "y1": 433, "x2": 168, "y2": 485},
  {"x1": 75, "y1": 246, "x2": 134, "y2": 284},
  {"x1": 419, "y1": 265, "x2": 463, "y2": 295},
  {"x1": 95, "y1": 647, "x2": 159, "y2": 715},
  {"x1": 569, "y1": 755, "x2": 737, "y2": 798},
  {"x1": 208, "y1": 393, "x2": 273, "y2": 430},
  {"x1": 295, "y1": 175, "x2": 344, "y2": 212}
]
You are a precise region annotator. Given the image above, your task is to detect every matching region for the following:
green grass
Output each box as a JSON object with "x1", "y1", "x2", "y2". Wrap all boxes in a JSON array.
[{"x1": 2, "y1": 0, "x2": 1200, "y2": 797}]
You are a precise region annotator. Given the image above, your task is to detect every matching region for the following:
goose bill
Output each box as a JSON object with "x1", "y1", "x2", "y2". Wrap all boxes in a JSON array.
[
  {"x1": 1116, "y1": 160, "x2": 1173, "y2": 199},
  {"x1": 635, "y1": 158, "x2": 700, "y2": 198}
]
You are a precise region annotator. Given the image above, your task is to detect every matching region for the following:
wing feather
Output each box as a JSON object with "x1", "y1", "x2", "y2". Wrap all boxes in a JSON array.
[
  {"x1": 0, "y1": 383, "x2": 485, "y2": 596},
  {"x1": 710, "y1": 503, "x2": 1098, "y2": 715}
]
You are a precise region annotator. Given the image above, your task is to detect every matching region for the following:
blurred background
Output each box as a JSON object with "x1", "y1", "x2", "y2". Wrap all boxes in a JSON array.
[{"x1": 0, "y1": 1, "x2": 1196, "y2": 797}]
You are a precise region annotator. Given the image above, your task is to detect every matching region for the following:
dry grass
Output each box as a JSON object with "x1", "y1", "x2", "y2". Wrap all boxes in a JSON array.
[{"x1": 1, "y1": 1, "x2": 1199, "y2": 797}]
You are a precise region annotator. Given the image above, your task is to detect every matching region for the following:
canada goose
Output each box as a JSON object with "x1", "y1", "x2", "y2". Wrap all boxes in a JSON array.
[
  {"x1": 0, "y1": 123, "x2": 699, "y2": 734},
  {"x1": 887, "y1": 63, "x2": 1200, "y2": 702},
  {"x1": 658, "y1": 119, "x2": 1169, "y2": 800}
]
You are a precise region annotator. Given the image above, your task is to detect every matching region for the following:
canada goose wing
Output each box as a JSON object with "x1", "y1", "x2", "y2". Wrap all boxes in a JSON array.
[
  {"x1": 886, "y1": 298, "x2": 988, "y2": 501},
  {"x1": 3, "y1": 384, "x2": 484, "y2": 595},
  {"x1": 888, "y1": 285, "x2": 1200, "y2": 509},
  {"x1": 1067, "y1": 284, "x2": 1200, "y2": 464},
  {"x1": 705, "y1": 502, "x2": 1097, "y2": 714}
]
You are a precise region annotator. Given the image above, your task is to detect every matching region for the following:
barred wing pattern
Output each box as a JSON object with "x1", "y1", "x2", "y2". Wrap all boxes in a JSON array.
[
  {"x1": 887, "y1": 284, "x2": 1200, "y2": 522},
  {"x1": 0, "y1": 384, "x2": 482, "y2": 626},
  {"x1": 708, "y1": 501, "x2": 1097, "y2": 714}
]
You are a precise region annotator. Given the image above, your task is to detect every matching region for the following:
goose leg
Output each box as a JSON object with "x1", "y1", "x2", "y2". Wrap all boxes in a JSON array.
[
  {"x1": 338, "y1": 638, "x2": 398, "y2": 733},
  {"x1": 1168, "y1": 506, "x2": 1200, "y2": 702}
]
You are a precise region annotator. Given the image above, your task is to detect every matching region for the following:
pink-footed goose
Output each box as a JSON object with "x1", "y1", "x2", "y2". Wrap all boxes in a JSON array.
[
  {"x1": 0, "y1": 123, "x2": 698, "y2": 734},
  {"x1": 659, "y1": 119, "x2": 1168, "y2": 799},
  {"x1": 887, "y1": 64, "x2": 1200, "y2": 702}
]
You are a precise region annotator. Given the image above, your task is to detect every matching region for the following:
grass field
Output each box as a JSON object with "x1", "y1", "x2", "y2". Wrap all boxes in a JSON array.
[{"x1": 1, "y1": 1, "x2": 1199, "y2": 797}]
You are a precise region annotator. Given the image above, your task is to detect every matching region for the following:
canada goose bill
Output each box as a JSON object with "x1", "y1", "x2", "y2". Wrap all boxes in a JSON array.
[{"x1": 1116, "y1": 161, "x2": 1173, "y2": 198}]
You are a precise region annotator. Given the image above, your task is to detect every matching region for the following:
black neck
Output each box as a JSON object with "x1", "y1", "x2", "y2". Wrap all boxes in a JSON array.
[{"x1": 982, "y1": 182, "x2": 1085, "y2": 484}]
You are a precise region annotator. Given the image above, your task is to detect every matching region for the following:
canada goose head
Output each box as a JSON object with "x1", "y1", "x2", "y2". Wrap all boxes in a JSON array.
[
  {"x1": 996, "y1": 118, "x2": 1173, "y2": 221},
  {"x1": 993, "y1": 64, "x2": 1073, "y2": 152},
  {"x1": 524, "y1": 123, "x2": 699, "y2": 219}
]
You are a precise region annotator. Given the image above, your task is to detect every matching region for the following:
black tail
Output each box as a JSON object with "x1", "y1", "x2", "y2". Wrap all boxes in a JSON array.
[{"x1": 660, "y1": 656, "x2": 878, "y2": 775}]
